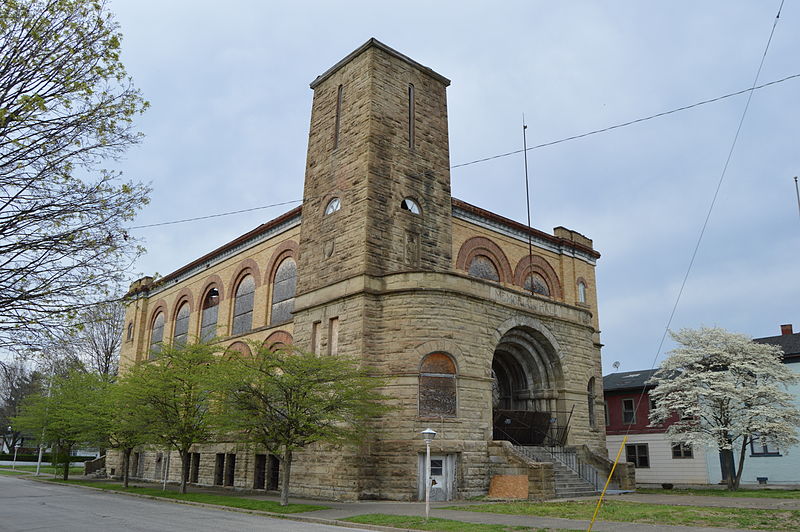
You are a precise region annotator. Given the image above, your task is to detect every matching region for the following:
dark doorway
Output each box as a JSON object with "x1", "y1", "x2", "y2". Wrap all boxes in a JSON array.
[
  {"x1": 213, "y1": 453, "x2": 224, "y2": 485},
  {"x1": 493, "y1": 410, "x2": 552, "y2": 445},
  {"x1": 224, "y1": 453, "x2": 236, "y2": 486},
  {"x1": 267, "y1": 454, "x2": 280, "y2": 491},
  {"x1": 254, "y1": 454, "x2": 266, "y2": 489},
  {"x1": 189, "y1": 452, "x2": 200, "y2": 483}
]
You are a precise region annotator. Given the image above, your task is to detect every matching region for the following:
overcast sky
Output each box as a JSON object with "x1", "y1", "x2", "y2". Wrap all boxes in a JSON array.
[{"x1": 108, "y1": 1, "x2": 799, "y2": 374}]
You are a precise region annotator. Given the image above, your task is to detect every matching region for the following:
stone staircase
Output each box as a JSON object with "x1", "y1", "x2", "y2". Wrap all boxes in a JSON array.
[{"x1": 513, "y1": 445, "x2": 599, "y2": 498}]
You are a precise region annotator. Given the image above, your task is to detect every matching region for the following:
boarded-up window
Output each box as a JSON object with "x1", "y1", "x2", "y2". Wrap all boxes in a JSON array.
[
  {"x1": 149, "y1": 312, "x2": 165, "y2": 358},
  {"x1": 270, "y1": 258, "x2": 296, "y2": 325},
  {"x1": 173, "y1": 302, "x2": 190, "y2": 346},
  {"x1": 200, "y1": 287, "x2": 219, "y2": 342},
  {"x1": 232, "y1": 275, "x2": 255, "y2": 335},
  {"x1": 524, "y1": 273, "x2": 550, "y2": 296},
  {"x1": 419, "y1": 353, "x2": 457, "y2": 417},
  {"x1": 468, "y1": 255, "x2": 500, "y2": 282}
]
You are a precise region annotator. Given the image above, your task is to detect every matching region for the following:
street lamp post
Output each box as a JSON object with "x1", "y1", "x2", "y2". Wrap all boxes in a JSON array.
[{"x1": 420, "y1": 428, "x2": 437, "y2": 521}]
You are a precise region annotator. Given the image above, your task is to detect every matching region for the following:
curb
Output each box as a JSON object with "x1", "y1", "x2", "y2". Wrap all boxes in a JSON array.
[{"x1": 23, "y1": 476, "x2": 412, "y2": 532}]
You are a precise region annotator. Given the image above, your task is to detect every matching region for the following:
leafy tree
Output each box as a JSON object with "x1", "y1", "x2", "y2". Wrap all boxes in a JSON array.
[
  {"x1": 0, "y1": 359, "x2": 43, "y2": 451},
  {"x1": 0, "y1": 0, "x2": 150, "y2": 349},
  {"x1": 105, "y1": 376, "x2": 148, "y2": 487},
  {"x1": 218, "y1": 345, "x2": 390, "y2": 506},
  {"x1": 13, "y1": 370, "x2": 110, "y2": 479},
  {"x1": 124, "y1": 342, "x2": 223, "y2": 494},
  {"x1": 649, "y1": 327, "x2": 800, "y2": 490}
]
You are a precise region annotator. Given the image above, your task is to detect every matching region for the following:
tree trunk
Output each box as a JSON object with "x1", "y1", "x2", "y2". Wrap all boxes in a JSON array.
[
  {"x1": 123, "y1": 448, "x2": 132, "y2": 488},
  {"x1": 179, "y1": 450, "x2": 190, "y2": 494},
  {"x1": 280, "y1": 447, "x2": 292, "y2": 506},
  {"x1": 720, "y1": 448, "x2": 735, "y2": 490},
  {"x1": 733, "y1": 437, "x2": 749, "y2": 490},
  {"x1": 62, "y1": 443, "x2": 72, "y2": 481}
]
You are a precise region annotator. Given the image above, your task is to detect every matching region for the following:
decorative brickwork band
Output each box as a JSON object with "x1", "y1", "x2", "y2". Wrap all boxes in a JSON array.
[
  {"x1": 455, "y1": 236, "x2": 513, "y2": 283},
  {"x1": 513, "y1": 255, "x2": 563, "y2": 300}
]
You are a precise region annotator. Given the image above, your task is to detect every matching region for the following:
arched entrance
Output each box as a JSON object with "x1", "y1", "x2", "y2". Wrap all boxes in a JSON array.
[{"x1": 491, "y1": 326, "x2": 564, "y2": 445}]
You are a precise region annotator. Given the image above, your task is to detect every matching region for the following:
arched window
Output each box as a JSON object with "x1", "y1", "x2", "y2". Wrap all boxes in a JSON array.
[
  {"x1": 588, "y1": 377, "x2": 596, "y2": 429},
  {"x1": 232, "y1": 275, "x2": 255, "y2": 335},
  {"x1": 524, "y1": 272, "x2": 550, "y2": 296},
  {"x1": 419, "y1": 353, "x2": 457, "y2": 417},
  {"x1": 324, "y1": 198, "x2": 341, "y2": 215},
  {"x1": 200, "y1": 287, "x2": 219, "y2": 342},
  {"x1": 578, "y1": 281, "x2": 587, "y2": 303},
  {"x1": 149, "y1": 312, "x2": 165, "y2": 358},
  {"x1": 173, "y1": 302, "x2": 190, "y2": 346},
  {"x1": 468, "y1": 255, "x2": 500, "y2": 282},
  {"x1": 270, "y1": 258, "x2": 296, "y2": 325},
  {"x1": 400, "y1": 197, "x2": 420, "y2": 214}
]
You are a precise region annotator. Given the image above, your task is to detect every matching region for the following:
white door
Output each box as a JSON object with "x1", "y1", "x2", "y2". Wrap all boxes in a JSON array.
[{"x1": 418, "y1": 454, "x2": 455, "y2": 501}]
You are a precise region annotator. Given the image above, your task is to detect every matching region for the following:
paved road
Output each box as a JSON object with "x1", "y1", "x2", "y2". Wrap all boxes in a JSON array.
[{"x1": 0, "y1": 475, "x2": 363, "y2": 532}]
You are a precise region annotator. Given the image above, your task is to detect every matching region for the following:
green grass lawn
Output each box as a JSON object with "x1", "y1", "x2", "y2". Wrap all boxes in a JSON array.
[
  {"x1": 637, "y1": 487, "x2": 800, "y2": 499},
  {"x1": 445, "y1": 500, "x2": 800, "y2": 531},
  {"x1": 0, "y1": 465, "x2": 83, "y2": 475},
  {"x1": 47, "y1": 479, "x2": 328, "y2": 514},
  {"x1": 344, "y1": 514, "x2": 576, "y2": 532}
]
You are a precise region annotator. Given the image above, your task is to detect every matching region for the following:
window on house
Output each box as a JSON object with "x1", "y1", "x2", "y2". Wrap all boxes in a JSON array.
[
  {"x1": 622, "y1": 399, "x2": 636, "y2": 424},
  {"x1": 468, "y1": 255, "x2": 500, "y2": 282},
  {"x1": 270, "y1": 258, "x2": 296, "y2": 325},
  {"x1": 200, "y1": 287, "x2": 219, "y2": 342},
  {"x1": 408, "y1": 83, "x2": 415, "y2": 150},
  {"x1": 751, "y1": 434, "x2": 781, "y2": 456},
  {"x1": 625, "y1": 443, "x2": 649, "y2": 468},
  {"x1": 672, "y1": 443, "x2": 693, "y2": 459},
  {"x1": 173, "y1": 302, "x2": 190, "y2": 346},
  {"x1": 324, "y1": 198, "x2": 341, "y2": 215},
  {"x1": 149, "y1": 312, "x2": 165, "y2": 358},
  {"x1": 578, "y1": 281, "x2": 587, "y2": 303},
  {"x1": 333, "y1": 84, "x2": 343, "y2": 149},
  {"x1": 232, "y1": 275, "x2": 255, "y2": 335},
  {"x1": 419, "y1": 353, "x2": 457, "y2": 417},
  {"x1": 587, "y1": 377, "x2": 596, "y2": 429},
  {"x1": 524, "y1": 273, "x2": 550, "y2": 296},
  {"x1": 401, "y1": 197, "x2": 420, "y2": 214}
]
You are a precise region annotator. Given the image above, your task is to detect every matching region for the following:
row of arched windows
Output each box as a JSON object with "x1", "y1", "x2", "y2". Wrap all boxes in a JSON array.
[
  {"x1": 456, "y1": 236, "x2": 589, "y2": 304},
  {"x1": 146, "y1": 253, "x2": 297, "y2": 357}
]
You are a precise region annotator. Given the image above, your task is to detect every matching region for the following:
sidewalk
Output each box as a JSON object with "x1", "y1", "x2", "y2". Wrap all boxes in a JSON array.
[{"x1": 23, "y1": 475, "x2": 782, "y2": 532}]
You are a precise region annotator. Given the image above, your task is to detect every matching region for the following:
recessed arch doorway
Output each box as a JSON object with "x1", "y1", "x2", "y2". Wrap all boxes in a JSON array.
[{"x1": 491, "y1": 325, "x2": 564, "y2": 445}]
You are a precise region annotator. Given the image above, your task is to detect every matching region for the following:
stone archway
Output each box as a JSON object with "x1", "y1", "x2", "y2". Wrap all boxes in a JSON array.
[{"x1": 491, "y1": 325, "x2": 563, "y2": 445}]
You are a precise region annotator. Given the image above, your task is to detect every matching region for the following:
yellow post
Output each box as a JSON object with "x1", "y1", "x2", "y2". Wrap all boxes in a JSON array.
[{"x1": 587, "y1": 435, "x2": 627, "y2": 532}]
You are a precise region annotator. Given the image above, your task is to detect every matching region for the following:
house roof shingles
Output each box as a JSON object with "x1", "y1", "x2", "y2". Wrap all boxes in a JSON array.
[{"x1": 602, "y1": 369, "x2": 659, "y2": 392}]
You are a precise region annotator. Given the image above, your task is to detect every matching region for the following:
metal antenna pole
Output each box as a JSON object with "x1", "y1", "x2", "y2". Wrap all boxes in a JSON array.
[
  {"x1": 794, "y1": 176, "x2": 800, "y2": 219},
  {"x1": 523, "y1": 115, "x2": 534, "y2": 295}
]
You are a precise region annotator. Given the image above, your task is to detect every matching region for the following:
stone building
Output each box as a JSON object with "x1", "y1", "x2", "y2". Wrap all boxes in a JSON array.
[{"x1": 111, "y1": 38, "x2": 628, "y2": 500}]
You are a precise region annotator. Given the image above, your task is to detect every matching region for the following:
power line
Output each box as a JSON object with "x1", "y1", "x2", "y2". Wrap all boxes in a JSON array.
[
  {"x1": 451, "y1": 72, "x2": 800, "y2": 170},
  {"x1": 127, "y1": 71, "x2": 800, "y2": 232},
  {"x1": 129, "y1": 199, "x2": 303, "y2": 230}
]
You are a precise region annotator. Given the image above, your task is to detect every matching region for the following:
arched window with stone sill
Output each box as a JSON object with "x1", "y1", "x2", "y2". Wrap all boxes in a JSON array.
[
  {"x1": 419, "y1": 353, "x2": 457, "y2": 417},
  {"x1": 270, "y1": 258, "x2": 296, "y2": 325},
  {"x1": 232, "y1": 275, "x2": 255, "y2": 335},
  {"x1": 173, "y1": 302, "x2": 190, "y2": 346},
  {"x1": 200, "y1": 287, "x2": 220, "y2": 342},
  {"x1": 468, "y1": 255, "x2": 500, "y2": 282},
  {"x1": 149, "y1": 311, "x2": 165, "y2": 358}
]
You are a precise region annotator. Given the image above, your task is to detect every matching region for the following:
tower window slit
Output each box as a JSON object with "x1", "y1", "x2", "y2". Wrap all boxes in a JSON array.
[
  {"x1": 334, "y1": 84, "x2": 343, "y2": 149},
  {"x1": 408, "y1": 83, "x2": 415, "y2": 150}
]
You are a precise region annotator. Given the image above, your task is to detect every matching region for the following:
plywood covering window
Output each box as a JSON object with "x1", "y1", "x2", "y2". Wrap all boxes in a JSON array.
[
  {"x1": 232, "y1": 275, "x2": 255, "y2": 335},
  {"x1": 419, "y1": 353, "x2": 457, "y2": 417}
]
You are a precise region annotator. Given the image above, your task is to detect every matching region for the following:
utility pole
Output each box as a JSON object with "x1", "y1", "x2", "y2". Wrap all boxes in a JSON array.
[{"x1": 794, "y1": 176, "x2": 800, "y2": 219}]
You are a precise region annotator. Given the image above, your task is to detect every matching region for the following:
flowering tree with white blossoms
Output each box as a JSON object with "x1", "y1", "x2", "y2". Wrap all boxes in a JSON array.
[{"x1": 649, "y1": 327, "x2": 800, "y2": 490}]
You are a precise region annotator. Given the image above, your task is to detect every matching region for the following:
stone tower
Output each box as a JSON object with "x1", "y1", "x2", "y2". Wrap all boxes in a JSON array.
[{"x1": 297, "y1": 38, "x2": 453, "y2": 294}]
